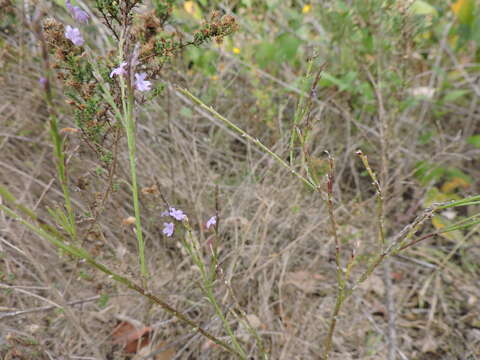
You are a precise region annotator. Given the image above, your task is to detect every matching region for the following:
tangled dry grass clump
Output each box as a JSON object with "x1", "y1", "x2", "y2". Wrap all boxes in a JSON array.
[{"x1": 1, "y1": 1, "x2": 480, "y2": 359}]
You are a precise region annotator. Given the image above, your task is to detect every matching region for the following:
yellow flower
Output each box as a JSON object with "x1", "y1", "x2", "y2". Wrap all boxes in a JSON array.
[
  {"x1": 233, "y1": 47, "x2": 241, "y2": 54},
  {"x1": 183, "y1": 1, "x2": 203, "y2": 20},
  {"x1": 184, "y1": 1, "x2": 195, "y2": 14},
  {"x1": 302, "y1": 4, "x2": 312, "y2": 14}
]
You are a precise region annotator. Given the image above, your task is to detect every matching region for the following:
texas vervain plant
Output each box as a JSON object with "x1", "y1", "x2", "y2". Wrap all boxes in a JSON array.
[
  {"x1": 1, "y1": 0, "x2": 480, "y2": 358},
  {"x1": 2, "y1": 0, "x2": 246, "y2": 358}
]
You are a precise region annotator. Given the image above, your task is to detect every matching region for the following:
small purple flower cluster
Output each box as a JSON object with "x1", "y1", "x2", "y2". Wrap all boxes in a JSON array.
[
  {"x1": 66, "y1": 0, "x2": 89, "y2": 24},
  {"x1": 64, "y1": 0, "x2": 89, "y2": 46},
  {"x1": 206, "y1": 216, "x2": 217, "y2": 229},
  {"x1": 110, "y1": 62, "x2": 152, "y2": 92},
  {"x1": 134, "y1": 73, "x2": 152, "y2": 92},
  {"x1": 162, "y1": 222, "x2": 174, "y2": 237},
  {"x1": 160, "y1": 207, "x2": 217, "y2": 237},
  {"x1": 162, "y1": 207, "x2": 187, "y2": 237},
  {"x1": 62, "y1": 0, "x2": 153, "y2": 92},
  {"x1": 109, "y1": 62, "x2": 127, "y2": 78},
  {"x1": 65, "y1": 25, "x2": 84, "y2": 46},
  {"x1": 39, "y1": 77, "x2": 48, "y2": 88}
]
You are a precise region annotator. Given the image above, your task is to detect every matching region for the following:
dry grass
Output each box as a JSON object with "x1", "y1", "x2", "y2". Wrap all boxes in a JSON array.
[{"x1": 1, "y1": 1, "x2": 480, "y2": 359}]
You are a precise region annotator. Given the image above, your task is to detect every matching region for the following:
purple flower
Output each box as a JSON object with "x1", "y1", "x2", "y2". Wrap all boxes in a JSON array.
[
  {"x1": 206, "y1": 216, "x2": 217, "y2": 229},
  {"x1": 66, "y1": 0, "x2": 74, "y2": 12},
  {"x1": 161, "y1": 210, "x2": 169, "y2": 217},
  {"x1": 65, "y1": 25, "x2": 84, "y2": 46},
  {"x1": 134, "y1": 73, "x2": 152, "y2": 92},
  {"x1": 169, "y1": 207, "x2": 187, "y2": 221},
  {"x1": 73, "y1": 8, "x2": 89, "y2": 23},
  {"x1": 66, "y1": 0, "x2": 89, "y2": 24},
  {"x1": 163, "y1": 222, "x2": 174, "y2": 237},
  {"x1": 161, "y1": 206, "x2": 187, "y2": 221},
  {"x1": 110, "y1": 62, "x2": 128, "y2": 78},
  {"x1": 39, "y1": 77, "x2": 47, "y2": 88}
]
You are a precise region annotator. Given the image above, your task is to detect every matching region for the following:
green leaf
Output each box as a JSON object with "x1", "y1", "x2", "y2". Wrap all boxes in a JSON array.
[
  {"x1": 451, "y1": 0, "x2": 475, "y2": 25},
  {"x1": 467, "y1": 134, "x2": 480, "y2": 148},
  {"x1": 180, "y1": 106, "x2": 193, "y2": 118},
  {"x1": 445, "y1": 168, "x2": 473, "y2": 184},
  {"x1": 186, "y1": 48, "x2": 218, "y2": 76},
  {"x1": 424, "y1": 187, "x2": 459, "y2": 208},
  {"x1": 410, "y1": 0, "x2": 438, "y2": 17},
  {"x1": 275, "y1": 33, "x2": 301, "y2": 63},
  {"x1": 442, "y1": 89, "x2": 469, "y2": 103},
  {"x1": 319, "y1": 72, "x2": 347, "y2": 91},
  {"x1": 414, "y1": 161, "x2": 446, "y2": 185},
  {"x1": 419, "y1": 130, "x2": 434, "y2": 144},
  {"x1": 255, "y1": 41, "x2": 276, "y2": 68},
  {"x1": 435, "y1": 194, "x2": 480, "y2": 209},
  {"x1": 98, "y1": 293, "x2": 110, "y2": 308},
  {"x1": 472, "y1": 18, "x2": 480, "y2": 45}
]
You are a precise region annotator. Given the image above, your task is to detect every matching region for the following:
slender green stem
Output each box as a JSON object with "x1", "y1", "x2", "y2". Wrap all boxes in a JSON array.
[
  {"x1": 124, "y1": 87, "x2": 147, "y2": 279},
  {"x1": 36, "y1": 29, "x2": 77, "y2": 240},
  {"x1": 356, "y1": 150, "x2": 385, "y2": 249},
  {"x1": 1, "y1": 204, "x2": 241, "y2": 358},
  {"x1": 178, "y1": 87, "x2": 317, "y2": 191},
  {"x1": 182, "y1": 228, "x2": 247, "y2": 359},
  {"x1": 204, "y1": 284, "x2": 247, "y2": 359},
  {"x1": 435, "y1": 194, "x2": 480, "y2": 210},
  {"x1": 111, "y1": 37, "x2": 147, "y2": 279},
  {"x1": 82, "y1": 44, "x2": 145, "y2": 278},
  {"x1": 289, "y1": 59, "x2": 313, "y2": 166},
  {"x1": 322, "y1": 155, "x2": 346, "y2": 360},
  {"x1": 323, "y1": 289, "x2": 346, "y2": 360},
  {"x1": 49, "y1": 114, "x2": 77, "y2": 239}
]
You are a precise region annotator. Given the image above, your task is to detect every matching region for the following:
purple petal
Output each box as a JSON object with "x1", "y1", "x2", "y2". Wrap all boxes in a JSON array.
[
  {"x1": 162, "y1": 222, "x2": 174, "y2": 237},
  {"x1": 109, "y1": 61, "x2": 128, "y2": 78},
  {"x1": 73, "y1": 6, "x2": 89, "y2": 24},
  {"x1": 66, "y1": 0, "x2": 74, "y2": 12},
  {"x1": 134, "y1": 72, "x2": 152, "y2": 92},
  {"x1": 169, "y1": 207, "x2": 187, "y2": 221},
  {"x1": 206, "y1": 216, "x2": 217, "y2": 229},
  {"x1": 65, "y1": 25, "x2": 84, "y2": 46},
  {"x1": 66, "y1": 0, "x2": 89, "y2": 24},
  {"x1": 39, "y1": 77, "x2": 47, "y2": 88}
]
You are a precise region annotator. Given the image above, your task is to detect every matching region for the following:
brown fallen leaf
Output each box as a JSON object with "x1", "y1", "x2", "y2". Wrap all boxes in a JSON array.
[{"x1": 112, "y1": 321, "x2": 152, "y2": 353}]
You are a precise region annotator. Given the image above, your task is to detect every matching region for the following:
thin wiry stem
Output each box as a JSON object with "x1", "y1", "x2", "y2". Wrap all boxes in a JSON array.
[
  {"x1": 125, "y1": 82, "x2": 147, "y2": 279},
  {"x1": 322, "y1": 154, "x2": 346, "y2": 360},
  {"x1": 32, "y1": 18, "x2": 77, "y2": 241},
  {"x1": 116, "y1": 35, "x2": 147, "y2": 280},
  {"x1": 181, "y1": 225, "x2": 248, "y2": 359},
  {"x1": 178, "y1": 87, "x2": 317, "y2": 191}
]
